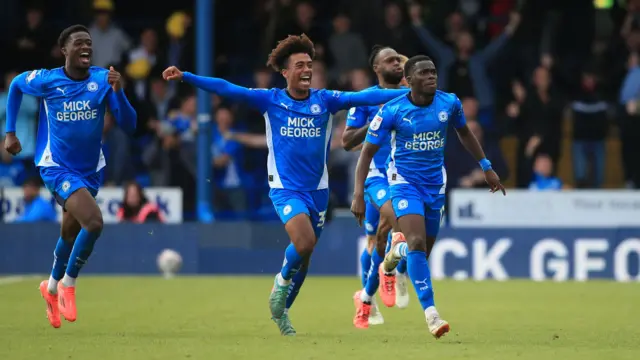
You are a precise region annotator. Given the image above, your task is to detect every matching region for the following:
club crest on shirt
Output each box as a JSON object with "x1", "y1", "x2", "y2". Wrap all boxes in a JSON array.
[
  {"x1": 438, "y1": 110, "x2": 448, "y2": 122},
  {"x1": 87, "y1": 81, "x2": 98, "y2": 92},
  {"x1": 310, "y1": 104, "x2": 321, "y2": 114},
  {"x1": 370, "y1": 115, "x2": 382, "y2": 130}
]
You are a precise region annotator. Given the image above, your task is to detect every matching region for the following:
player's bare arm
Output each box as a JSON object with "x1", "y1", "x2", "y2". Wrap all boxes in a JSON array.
[
  {"x1": 342, "y1": 124, "x2": 369, "y2": 151},
  {"x1": 351, "y1": 141, "x2": 380, "y2": 226},
  {"x1": 455, "y1": 124, "x2": 506, "y2": 195}
]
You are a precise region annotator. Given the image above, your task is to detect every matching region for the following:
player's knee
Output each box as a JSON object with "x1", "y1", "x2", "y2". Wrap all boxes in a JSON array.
[
  {"x1": 406, "y1": 234, "x2": 427, "y2": 252},
  {"x1": 84, "y1": 216, "x2": 104, "y2": 235},
  {"x1": 291, "y1": 234, "x2": 315, "y2": 255},
  {"x1": 60, "y1": 228, "x2": 79, "y2": 243}
]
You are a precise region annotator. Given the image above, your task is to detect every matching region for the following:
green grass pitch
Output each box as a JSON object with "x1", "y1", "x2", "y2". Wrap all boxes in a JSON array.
[{"x1": 0, "y1": 276, "x2": 638, "y2": 360}]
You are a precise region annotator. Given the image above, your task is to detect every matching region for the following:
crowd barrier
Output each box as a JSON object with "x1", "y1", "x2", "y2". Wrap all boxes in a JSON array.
[{"x1": 1, "y1": 219, "x2": 638, "y2": 281}]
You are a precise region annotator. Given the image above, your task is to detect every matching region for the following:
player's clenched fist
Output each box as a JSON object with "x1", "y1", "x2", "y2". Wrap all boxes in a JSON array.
[
  {"x1": 108, "y1": 66, "x2": 122, "y2": 92},
  {"x1": 3, "y1": 132, "x2": 22, "y2": 156},
  {"x1": 350, "y1": 193, "x2": 366, "y2": 227},
  {"x1": 163, "y1": 66, "x2": 184, "y2": 81}
]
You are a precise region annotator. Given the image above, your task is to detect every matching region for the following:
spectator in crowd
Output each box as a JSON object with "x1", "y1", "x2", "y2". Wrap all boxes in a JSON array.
[
  {"x1": 123, "y1": 28, "x2": 160, "y2": 103},
  {"x1": 116, "y1": 181, "x2": 164, "y2": 223},
  {"x1": 373, "y1": 2, "x2": 422, "y2": 59},
  {"x1": 88, "y1": 0, "x2": 131, "y2": 68},
  {"x1": 412, "y1": 8, "x2": 521, "y2": 116},
  {"x1": 0, "y1": 136, "x2": 26, "y2": 187},
  {"x1": 528, "y1": 153, "x2": 563, "y2": 191},
  {"x1": 142, "y1": 104, "x2": 196, "y2": 215},
  {"x1": 524, "y1": 66, "x2": 565, "y2": 167},
  {"x1": 0, "y1": 71, "x2": 38, "y2": 167},
  {"x1": 618, "y1": 51, "x2": 640, "y2": 188},
  {"x1": 328, "y1": 13, "x2": 368, "y2": 77},
  {"x1": 211, "y1": 107, "x2": 246, "y2": 215},
  {"x1": 13, "y1": 177, "x2": 56, "y2": 223},
  {"x1": 571, "y1": 65, "x2": 608, "y2": 188},
  {"x1": 10, "y1": 4, "x2": 55, "y2": 72}
]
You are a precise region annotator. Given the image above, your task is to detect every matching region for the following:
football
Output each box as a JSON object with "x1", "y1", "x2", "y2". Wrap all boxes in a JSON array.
[{"x1": 157, "y1": 249, "x2": 183, "y2": 278}]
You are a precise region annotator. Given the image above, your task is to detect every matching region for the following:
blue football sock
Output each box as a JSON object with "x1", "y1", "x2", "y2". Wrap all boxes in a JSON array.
[
  {"x1": 397, "y1": 258, "x2": 407, "y2": 274},
  {"x1": 51, "y1": 237, "x2": 73, "y2": 281},
  {"x1": 285, "y1": 265, "x2": 308, "y2": 309},
  {"x1": 280, "y1": 243, "x2": 303, "y2": 281},
  {"x1": 407, "y1": 250, "x2": 435, "y2": 310},
  {"x1": 359, "y1": 248, "x2": 372, "y2": 287},
  {"x1": 364, "y1": 249, "x2": 384, "y2": 297},
  {"x1": 395, "y1": 242, "x2": 408, "y2": 259},
  {"x1": 65, "y1": 229, "x2": 101, "y2": 278}
]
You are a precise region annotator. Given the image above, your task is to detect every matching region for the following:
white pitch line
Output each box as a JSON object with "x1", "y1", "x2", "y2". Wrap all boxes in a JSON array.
[{"x1": 0, "y1": 275, "x2": 42, "y2": 286}]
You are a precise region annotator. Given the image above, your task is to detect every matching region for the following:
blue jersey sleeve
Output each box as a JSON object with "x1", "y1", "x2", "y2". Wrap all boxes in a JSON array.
[
  {"x1": 322, "y1": 89, "x2": 408, "y2": 113},
  {"x1": 182, "y1": 72, "x2": 271, "y2": 112},
  {"x1": 451, "y1": 96, "x2": 466, "y2": 129},
  {"x1": 365, "y1": 106, "x2": 395, "y2": 147},
  {"x1": 5, "y1": 70, "x2": 48, "y2": 133},
  {"x1": 345, "y1": 106, "x2": 368, "y2": 128},
  {"x1": 107, "y1": 89, "x2": 137, "y2": 135}
]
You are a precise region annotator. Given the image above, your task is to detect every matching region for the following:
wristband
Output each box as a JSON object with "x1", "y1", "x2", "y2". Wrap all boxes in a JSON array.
[{"x1": 479, "y1": 158, "x2": 492, "y2": 172}]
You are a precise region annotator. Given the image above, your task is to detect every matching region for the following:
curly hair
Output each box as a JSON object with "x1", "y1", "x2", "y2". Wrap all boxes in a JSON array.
[
  {"x1": 58, "y1": 24, "x2": 90, "y2": 48},
  {"x1": 266, "y1": 34, "x2": 315, "y2": 71}
]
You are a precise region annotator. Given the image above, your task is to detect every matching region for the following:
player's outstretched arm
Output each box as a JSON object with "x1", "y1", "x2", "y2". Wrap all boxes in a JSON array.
[
  {"x1": 325, "y1": 88, "x2": 408, "y2": 113},
  {"x1": 162, "y1": 66, "x2": 270, "y2": 112}
]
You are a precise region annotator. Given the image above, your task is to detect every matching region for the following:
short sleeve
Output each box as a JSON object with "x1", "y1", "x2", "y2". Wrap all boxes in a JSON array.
[
  {"x1": 364, "y1": 105, "x2": 394, "y2": 146},
  {"x1": 451, "y1": 96, "x2": 466, "y2": 129},
  {"x1": 345, "y1": 106, "x2": 368, "y2": 128}
]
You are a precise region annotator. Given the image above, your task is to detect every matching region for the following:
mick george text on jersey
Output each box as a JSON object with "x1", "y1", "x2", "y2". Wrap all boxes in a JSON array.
[
  {"x1": 404, "y1": 131, "x2": 445, "y2": 151},
  {"x1": 56, "y1": 100, "x2": 98, "y2": 122},
  {"x1": 280, "y1": 117, "x2": 323, "y2": 138}
]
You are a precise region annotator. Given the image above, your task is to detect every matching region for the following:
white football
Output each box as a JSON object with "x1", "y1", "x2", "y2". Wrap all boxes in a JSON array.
[{"x1": 157, "y1": 249, "x2": 183, "y2": 278}]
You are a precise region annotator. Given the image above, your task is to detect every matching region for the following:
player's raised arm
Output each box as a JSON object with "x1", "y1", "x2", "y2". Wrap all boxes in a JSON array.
[
  {"x1": 351, "y1": 106, "x2": 394, "y2": 225},
  {"x1": 452, "y1": 96, "x2": 506, "y2": 195},
  {"x1": 342, "y1": 107, "x2": 369, "y2": 151},
  {"x1": 163, "y1": 66, "x2": 270, "y2": 112},
  {"x1": 4, "y1": 70, "x2": 48, "y2": 155},
  {"x1": 106, "y1": 67, "x2": 137, "y2": 135},
  {"x1": 325, "y1": 88, "x2": 408, "y2": 113}
]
